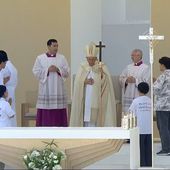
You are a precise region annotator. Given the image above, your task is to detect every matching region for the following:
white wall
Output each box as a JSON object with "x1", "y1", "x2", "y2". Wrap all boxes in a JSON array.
[
  {"x1": 102, "y1": 0, "x2": 151, "y2": 75},
  {"x1": 102, "y1": 0, "x2": 126, "y2": 25},
  {"x1": 70, "y1": 0, "x2": 151, "y2": 78},
  {"x1": 71, "y1": 0, "x2": 102, "y2": 76}
]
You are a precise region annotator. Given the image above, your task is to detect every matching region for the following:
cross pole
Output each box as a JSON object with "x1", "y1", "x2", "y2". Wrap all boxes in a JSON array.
[
  {"x1": 96, "y1": 41, "x2": 106, "y2": 126},
  {"x1": 139, "y1": 27, "x2": 164, "y2": 167}
]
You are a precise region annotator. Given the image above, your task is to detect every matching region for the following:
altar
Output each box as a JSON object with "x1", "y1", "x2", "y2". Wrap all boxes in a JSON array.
[{"x1": 0, "y1": 127, "x2": 140, "y2": 169}]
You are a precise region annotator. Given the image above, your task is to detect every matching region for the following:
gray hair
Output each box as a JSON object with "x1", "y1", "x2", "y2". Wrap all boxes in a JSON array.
[{"x1": 132, "y1": 49, "x2": 143, "y2": 58}]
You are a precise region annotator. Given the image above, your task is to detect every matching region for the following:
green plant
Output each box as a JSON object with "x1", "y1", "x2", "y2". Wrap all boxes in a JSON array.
[{"x1": 23, "y1": 140, "x2": 66, "y2": 170}]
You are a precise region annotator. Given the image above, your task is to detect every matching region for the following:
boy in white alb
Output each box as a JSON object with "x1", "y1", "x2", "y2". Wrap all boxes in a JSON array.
[
  {"x1": 128, "y1": 82, "x2": 152, "y2": 167},
  {"x1": 0, "y1": 85, "x2": 15, "y2": 127}
]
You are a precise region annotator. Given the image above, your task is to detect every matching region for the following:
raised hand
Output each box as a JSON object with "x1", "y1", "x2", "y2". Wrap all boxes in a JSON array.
[
  {"x1": 4, "y1": 76, "x2": 10, "y2": 84},
  {"x1": 8, "y1": 98, "x2": 12, "y2": 105}
]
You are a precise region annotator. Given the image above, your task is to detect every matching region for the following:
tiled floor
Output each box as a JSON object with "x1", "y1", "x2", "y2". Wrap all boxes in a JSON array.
[
  {"x1": 84, "y1": 143, "x2": 170, "y2": 169},
  {"x1": 154, "y1": 143, "x2": 170, "y2": 169},
  {"x1": 84, "y1": 143, "x2": 130, "y2": 169}
]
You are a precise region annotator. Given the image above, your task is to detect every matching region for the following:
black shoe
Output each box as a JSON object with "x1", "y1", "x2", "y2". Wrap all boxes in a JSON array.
[
  {"x1": 126, "y1": 139, "x2": 130, "y2": 143},
  {"x1": 157, "y1": 150, "x2": 168, "y2": 156}
]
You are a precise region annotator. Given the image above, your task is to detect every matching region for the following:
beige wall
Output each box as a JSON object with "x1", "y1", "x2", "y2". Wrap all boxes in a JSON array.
[
  {"x1": 152, "y1": 0, "x2": 170, "y2": 139},
  {"x1": 152, "y1": 0, "x2": 170, "y2": 76},
  {"x1": 0, "y1": 0, "x2": 71, "y2": 126}
]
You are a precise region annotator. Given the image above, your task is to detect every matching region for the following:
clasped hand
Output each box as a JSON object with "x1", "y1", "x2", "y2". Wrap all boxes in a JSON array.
[
  {"x1": 48, "y1": 65, "x2": 60, "y2": 73},
  {"x1": 126, "y1": 76, "x2": 136, "y2": 83},
  {"x1": 85, "y1": 78, "x2": 94, "y2": 85}
]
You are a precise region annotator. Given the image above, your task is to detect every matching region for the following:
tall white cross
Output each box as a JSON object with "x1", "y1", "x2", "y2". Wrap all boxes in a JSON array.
[
  {"x1": 139, "y1": 27, "x2": 164, "y2": 168},
  {"x1": 139, "y1": 27, "x2": 164, "y2": 64}
]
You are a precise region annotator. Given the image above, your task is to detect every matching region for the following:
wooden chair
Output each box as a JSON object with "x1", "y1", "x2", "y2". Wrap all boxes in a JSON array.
[
  {"x1": 21, "y1": 103, "x2": 36, "y2": 127},
  {"x1": 21, "y1": 91, "x2": 72, "y2": 127},
  {"x1": 21, "y1": 91, "x2": 37, "y2": 127}
]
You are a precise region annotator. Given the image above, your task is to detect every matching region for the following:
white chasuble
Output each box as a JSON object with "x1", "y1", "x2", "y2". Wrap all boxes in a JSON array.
[
  {"x1": 84, "y1": 70, "x2": 94, "y2": 122},
  {"x1": 70, "y1": 61, "x2": 117, "y2": 127}
]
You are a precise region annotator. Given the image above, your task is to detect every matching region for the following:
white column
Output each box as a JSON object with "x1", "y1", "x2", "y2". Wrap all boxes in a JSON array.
[{"x1": 71, "y1": 0, "x2": 102, "y2": 95}]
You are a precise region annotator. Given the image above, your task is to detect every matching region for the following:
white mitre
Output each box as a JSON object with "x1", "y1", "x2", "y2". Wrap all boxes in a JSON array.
[{"x1": 85, "y1": 42, "x2": 99, "y2": 57}]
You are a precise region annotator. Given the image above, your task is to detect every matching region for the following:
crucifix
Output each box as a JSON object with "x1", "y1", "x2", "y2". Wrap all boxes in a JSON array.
[
  {"x1": 139, "y1": 27, "x2": 164, "y2": 167},
  {"x1": 96, "y1": 41, "x2": 106, "y2": 62},
  {"x1": 139, "y1": 27, "x2": 164, "y2": 64}
]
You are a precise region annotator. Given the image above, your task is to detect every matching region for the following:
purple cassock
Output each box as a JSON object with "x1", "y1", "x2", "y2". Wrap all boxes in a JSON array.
[
  {"x1": 36, "y1": 109, "x2": 68, "y2": 127},
  {"x1": 33, "y1": 52, "x2": 69, "y2": 127}
]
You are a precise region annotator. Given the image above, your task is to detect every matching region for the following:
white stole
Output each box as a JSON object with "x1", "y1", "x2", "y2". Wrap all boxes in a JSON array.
[{"x1": 84, "y1": 70, "x2": 94, "y2": 122}]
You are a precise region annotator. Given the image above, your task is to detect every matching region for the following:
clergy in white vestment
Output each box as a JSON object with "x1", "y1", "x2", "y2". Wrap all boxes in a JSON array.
[
  {"x1": 119, "y1": 49, "x2": 150, "y2": 113},
  {"x1": 70, "y1": 42, "x2": 117, "y2": 127},
  {"x1": 33, "y1": 39, "x2": 70, "y2": 127},
  {"x1": 0, "y1": 50, "x2": 9, "y2": 85},
  {"x1": 2, "y1": 60, "x2": 18, "y2": 126}
]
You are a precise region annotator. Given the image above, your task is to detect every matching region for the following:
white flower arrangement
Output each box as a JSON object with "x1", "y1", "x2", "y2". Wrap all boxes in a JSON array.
[{"x1": 23, "y1": 140, "x2": 66, "y2": 170}]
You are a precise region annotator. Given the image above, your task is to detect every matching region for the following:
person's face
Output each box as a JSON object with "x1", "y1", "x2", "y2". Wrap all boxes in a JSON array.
[
  {"x1": 160, "y1": 64, "x2": 166, "y2": 72},
  {"x1": 131, "y1": 51, "x2": 142, "y2": 63},
  {"x1": 48, "y1": 42, "x2": 58, "y2": 54},
  {"x1": 86, "y1": 57, "x2": 97, "y2": 66},
  {"x1": 4, "y1": 90, "x2": 8, "y2": 98},
  {"x1": 0, "y1": 61, "x2": 6, "y2": 70}
]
